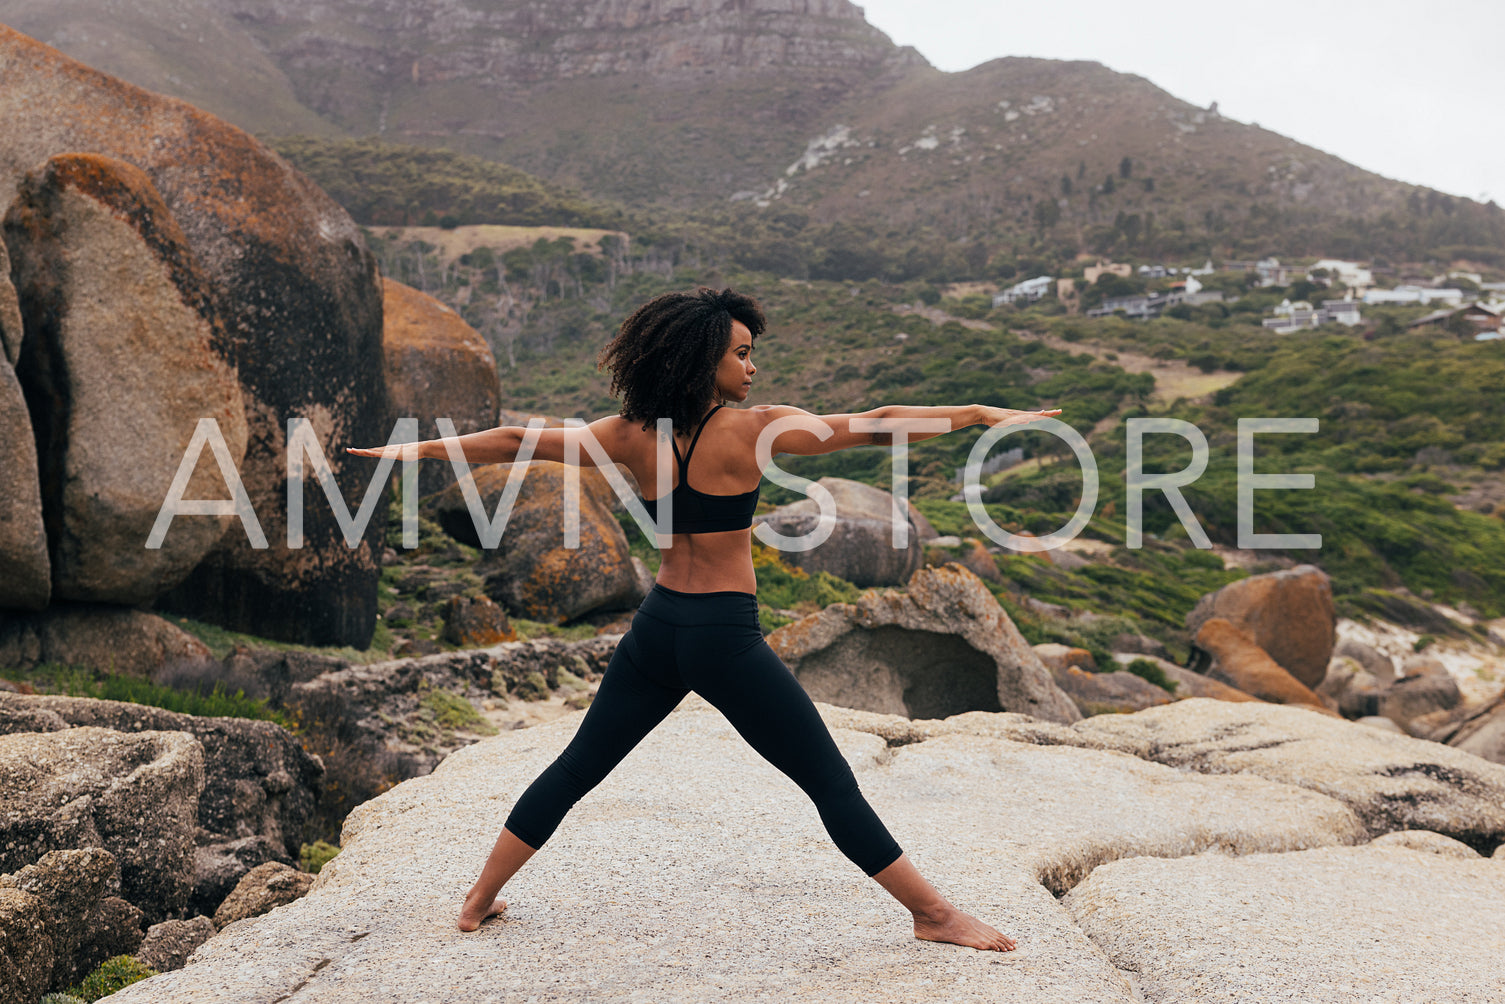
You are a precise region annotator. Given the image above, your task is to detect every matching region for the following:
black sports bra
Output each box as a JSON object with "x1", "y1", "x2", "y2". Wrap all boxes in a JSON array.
[{"x1": 639, "y1": 405, "x2": 761, "y2": 534}]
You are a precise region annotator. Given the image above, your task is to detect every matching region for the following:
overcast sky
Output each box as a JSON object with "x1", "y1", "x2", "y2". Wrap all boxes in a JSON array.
[{"x1": 859, "y1": 0, "x2": 1504, "y2": 204}]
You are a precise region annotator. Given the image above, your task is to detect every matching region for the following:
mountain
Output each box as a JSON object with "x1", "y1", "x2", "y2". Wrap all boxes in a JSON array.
[{"x1": 3, "y1": 0, "x2": 1501, "y2": 261}]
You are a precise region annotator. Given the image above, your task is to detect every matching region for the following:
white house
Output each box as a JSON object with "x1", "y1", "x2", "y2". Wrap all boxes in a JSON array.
[
  {"x1": 992, "y1": 275, "x2": 1054, "y2": 306},
  {"x1": 1263, "y1": 297, "x2": 1362, "y2": 332},
  {"x1": 1363, "y1": 286, "x2": 1466, "y2": 307},
  {"x1": 1310, "y1": 259, "x2": 1373, "y2": 290}
]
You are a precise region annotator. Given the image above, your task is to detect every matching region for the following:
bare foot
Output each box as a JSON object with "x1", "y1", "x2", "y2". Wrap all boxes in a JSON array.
[
  {"x1": 914, "y1": 906, "x2": 1017, "y2": 952},
  {"x1": 457, "y1": 893, "x2": 508, "y2": 932}
]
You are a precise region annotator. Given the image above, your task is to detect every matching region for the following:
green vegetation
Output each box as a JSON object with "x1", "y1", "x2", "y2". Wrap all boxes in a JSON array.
[
  {"x1": 418, "y1": 687, "x2": 497, "y2": 735},
  {"x1": 1125, "y1": 658, "x2": 1178, "y2": 694},
  {"x1": 66, "y1": 956, "x2": 156, "y2": 1002},
  {"x1": 0, "y1": 663, "x2": 289, "y2": 727},
  {"x1": 299, "y1": 840, "x2": 341, "y2": 874}
]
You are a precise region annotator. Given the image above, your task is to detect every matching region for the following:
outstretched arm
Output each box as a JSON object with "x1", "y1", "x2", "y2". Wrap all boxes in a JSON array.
[
  {"x1": 345, "y1": 415, "x2": 632, "y2": 467},
  {"x1": 756, "y1": 403, "x2": 1061, "y2": 456}
]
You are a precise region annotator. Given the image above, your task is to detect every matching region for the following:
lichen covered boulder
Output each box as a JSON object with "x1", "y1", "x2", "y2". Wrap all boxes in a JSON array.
[
  {"x1": 0, "y1": 349, "x2": 47, "y2": 611},
  {"x1": 753, "y1": 476, "x2": 932, "y2": 587},
  {"x1": 1195, "y1": 617, "x2": 1336, "y2": 714},
  {"x1": 0, "y1": 606, "x2": 211, "y2": 678},
  {"x1": 769, "y1": 563, "x2": 1081, "y2": 723},
  {"x1": 4, "y1": 153, "x2": 246, "y2": 605},
  {"x1": 1186, "y1": 564, "x2": 1336, "y2": 688}
]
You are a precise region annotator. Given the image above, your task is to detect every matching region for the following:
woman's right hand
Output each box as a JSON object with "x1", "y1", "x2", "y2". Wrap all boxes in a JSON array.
[{"x1": 978, "y1": 406, "x2": 1062, "y2": 427}]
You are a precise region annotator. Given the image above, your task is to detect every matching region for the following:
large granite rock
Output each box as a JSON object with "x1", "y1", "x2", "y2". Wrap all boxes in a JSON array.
[
  {"x1": 4, "y1": 153, "x2": 247, "y2": 605},
  {"x1": 1109, "y1": 652, "x2": 1262, "y2": 703},
  {"x1": 381, "y1": 277, "x2": 500, "y2": 499},
  {"x1": 1194, "y1": 617, "x2": 1336, "y2": 713},
  {"x1": 0, "y1": 727, "x2": 203, "y2": 921},
  {"x1": 0, "y1": 606, "x2": 212, "y2": 678},
  {"x1": 135, "y1": 915, "x2": 216, "y2": 974},
  {"x1": 0, "y1": 237, "x2": 20, "y2": 367},
  {"x1": 1048, "y1": 664, "x2": 1174, "y2": 715},
  {"x1": 1186, "y1": 564, "x2": 1336, "y2": 688},
  {"x1": 428, "y1": 463, "x2": 638, "y2": 623},
  {"x1": 0, "y1": 692, "x2": 324, "y2": 916},
  {"x1": 0, "y1": 847, "x2": 144, "y2": 988},
  {"x1": 1065, "y1": 844, "x2": 1505, "y2": 1003},
  {"x1": 0, "y1": 349, "x2": 48, "y2": 611},
  {"x1": 0, "y1": 26, "x2": 389, "y2": 646},
  {"x1": 752, "y1": 476, "x2": 933, "y2": 587},
  {"x1": 1073, "y1": 698, "x2": 1505, "y2": 853},
  {"x1": 211, "y1": 861, "x2": 314, "y2": 930},
  {"x1": 104, "y1": 697, "x2": 1368, "y2": 1004},
  {"x1": 0, "y1": 887, "x2": 51, "y2": 1004},
  {"x1": 769, "y1": 563, "x2": 1081, "y2": 723}
]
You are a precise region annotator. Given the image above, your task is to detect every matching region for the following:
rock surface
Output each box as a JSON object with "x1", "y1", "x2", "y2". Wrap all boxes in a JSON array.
[
  {"x1": 769, "y1": 564, "x2": 1081, "y2": 723},
  {"x1": 0, "y1": 238, "x2": 20, "y2": 367},
  {"x1": 135, "y1": 915, "x2": 216, "y2": 973},
  {"x1": 0, "y1": 348, "x2": 48, "y2": 611},
  {"x1": 1194, "y1": 617, "x2": 1335, "y2": 713},
  {"x1": 4, "y1": 153, "x2": 246, "y2": 604},
  {"x1": 212, "y1": 861, "x2": 314, "y2": 930},
  {"x1": 753, "y1": 477, "x2": 931, "y2": 587},
  {"x1": 0, "y1": 606, "x2": 211, "y2": 678},
  {"x1": 107, "y1": 698, "x2": 1381, "y2": 1004},
  {"x1": 0, "y1": 847, "x2": 144, "y2": 988},
  {"x1": 1065, "y1": 845, "x2": 1505, "y2": 1003},
  {"x1": 0, "y1": 887, "x2": 51, "y2": 1004},
  {"x1": 1048, "y1": 664, "x2": 1174, "y2": 715},
  {"x1": 428, "y1": 463, "x2": 639, "y2": 623},
  {"x1": 1109, "y1": 652, "x2": 1261, "y2": 703},
  {"x1": 381, "y1": 278, "x2": 501, "y2": 499},
  {"x1": 1186, "y1": 564, "x2": 1336, "y2": 687},
  {"x1": 0, "y1": 27, "x2": 391, "y2": 646},
  {"x1": 0, "y1": 727, "x2": 203, "y2": 922}
]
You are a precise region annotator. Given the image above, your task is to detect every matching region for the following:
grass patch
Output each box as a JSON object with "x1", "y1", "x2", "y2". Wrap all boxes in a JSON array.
[
  {"x1": 0, "y1": 663, "x2": 289, "y2": 727},
  {"x1": 1124, "y1": 658, "x2": 1178, "y2": 694},
  {"x1": 299, "y1": 840, "x2": 340, "y2": 874},
  {"x1": 66, "y1": 956, "x2": 156, "y2": 1002},
  {"x1": 419, "y1": 687, "x2": 497, "y2": 735}
]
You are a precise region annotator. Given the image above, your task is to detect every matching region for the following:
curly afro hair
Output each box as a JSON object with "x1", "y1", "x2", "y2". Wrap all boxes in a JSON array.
[{"x1": 598, "y1": 287, "x2": 766, "y2": 435}]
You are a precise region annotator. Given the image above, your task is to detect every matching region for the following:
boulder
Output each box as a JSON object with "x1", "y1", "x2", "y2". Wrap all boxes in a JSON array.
[
  {"x1": 1316, "y1": 655, "x2": 1384, "y2": 719},
  {"x1": 211, "y1": 862, "x2": 314, "y2": 930},
  {"x1": 189, "y1": 836, "x2": 288, "y2": 919},
  {"x1": 752, "y1": 477, "x2": 931, "y2": 587},
  {"x1": 1048, "y1": 664, "x2": 1174, "y2": 715},
  {"x1": 1072, "y1": 698, "x2": 1505, "y2": 852},
  {"x1": 1033, "y1": 643, "x2": 1097, "y2": 672},
  {"x1": 954, "y1": 537, "x2": 1001, "y2": 583},
  {"x1": 1064, "y1": 844, "x2": 1505, "y2": 1003},
  {"x1": 1193, "y1": 618, "x2": 1336, "y2": 714},
  {"x1": 1443, "y1": 691, "x2": 1505, "y2": 765},
  {"x1": 1186, "y1": 564, "x2": 1336, "y2": 688},
  {"x1": 1399, "y1": 653, "x2": 1448, "y2": 679},
  {"x1": 0, "y1": 848, "x2": 144, "y2": 988},
  {"x1": 1109, "y1": 632, "x2": 1171, "y2": 661},
  {"x1": 135, "y1": 915, "x2": 216, "y2": 973},
  {"x1": 104, "y1": 699, "x2": 1369, "y2": 1004},
  {"x1": 0, "y1": 727, "x2": 203, "y2": 921},
  {"x1": 768, "y1": 563, "x2": 1081, "y2": 723},
  {"x1": 0, "y1": 27, "x2": 390, "y2": 646},
  {"x1": 0, "y1": 605, "x2": 211, "y2": 678},
  {"x1": 1110, "y1": 652, "x2": 1261, "y2": 703},
  {"x1": 427, "y1": 463, "x2": 638, "y2": 623},
  {"x1": 4, "y1": 153, "x2": 247, "y2": 604},
  {"x1": 381, "y1": 278, "x2": 501, "y2": 499},
  {"x1": 1378, "y1": 673, "x2": 1461, "y2": 734},
  {"x1": 0, "y1": 693, "x2": 324, "y2": 865},
  {"x1": 0, "y1": 888, "x2": 51, "y2": 1004},
  {"x1": 441, "y1": 595, "x2": 516, "y2": 647},
  {"x1": 0, "y1": 350, "x2": 48, "y2": 611},
  {"x1": 1368, "y1": 829, "x2": 1481, "y2": 858},
  {"x1": 0, "y1": 238, "x2": 20, "y2": 366},
  {"x1": 1334, "y1": 636, "x2": 1395, "y2": 683}
]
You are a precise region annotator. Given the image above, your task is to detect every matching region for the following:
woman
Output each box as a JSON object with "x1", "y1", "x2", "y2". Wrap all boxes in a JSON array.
[{"x1": 349, "y1": 287, "x2": 1059, "y2": 953}]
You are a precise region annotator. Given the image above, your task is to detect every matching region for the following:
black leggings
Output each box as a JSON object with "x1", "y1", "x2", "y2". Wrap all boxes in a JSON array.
[{"x1": 505, "y1": 584, "x2": 904, "y2": 877}]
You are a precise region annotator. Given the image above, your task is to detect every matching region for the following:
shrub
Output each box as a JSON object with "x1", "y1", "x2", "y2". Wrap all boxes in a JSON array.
[
  {"x1": 1125, "y1": 658, "x2": 1178, "y2": 694},
  {"x1": 419, "y1": 688, "x2": 496, "y2": 734},
  {"x1": 300, "y1": 840, "x2": 340, "y2": 874},
  {"x1": 67, "y1": 956, "x2": 156, "y2": 1001},
  {"x1": 1413, "y1": 634, "x2": 1436, "y2": 652}
]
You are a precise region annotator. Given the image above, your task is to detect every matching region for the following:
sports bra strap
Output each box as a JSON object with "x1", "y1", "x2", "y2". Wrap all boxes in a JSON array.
[{"x1": 679, "y1": 405, "x2": 723, "y2": 472}]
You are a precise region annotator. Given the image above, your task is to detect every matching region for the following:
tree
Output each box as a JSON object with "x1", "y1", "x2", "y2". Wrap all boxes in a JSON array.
[
  {"x1": 1061, "y1": 174, "x2": 1073, "y2": 196},
  {"x1": 1033, "y1": 199, "x2": 1062, "y2": 232},
  {"x1": 1119, "y1": 156, "x2": 1133, "y2": 179},
  {"x1": 1102, "y1": 174, "x2": 1116, "y2": 195}
]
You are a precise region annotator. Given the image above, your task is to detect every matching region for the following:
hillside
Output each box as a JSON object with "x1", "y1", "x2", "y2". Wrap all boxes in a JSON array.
[{"x1": 4, "y1": 1, "x2": 1502, "y2": 263}]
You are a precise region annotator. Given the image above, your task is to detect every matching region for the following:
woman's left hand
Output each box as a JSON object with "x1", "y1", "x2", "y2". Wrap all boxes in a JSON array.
[{"x1": 345, "y1": 443, "x2": 426, "y2": 461}]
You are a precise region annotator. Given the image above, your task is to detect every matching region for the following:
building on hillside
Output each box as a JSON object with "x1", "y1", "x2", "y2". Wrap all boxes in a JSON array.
[
  {"x1": 1405, "y1": 302, "x2": 1501, "y2": 333},
  {"x1": 1084, "y1": 261, "x2": 1132, "y2": 284},
  {"x1": 1261, "y1": 298, "x2": 1363, "y2": 332},
  {"x1": 1310, "y1": 259, "x2": 1374, "y2": 290},
  {"x1": 1138, "y1": 264, "x2": 1170, "y2": 279},
  {"x1": 1187, "y1": 260, "x2": 1216, "y2": 276},
  {"x1": 1363, "y1": 285, "x2": 1466, "y2": 306},
  {"x1": 992, "y1": 275, "x2": 1054, "y2": 306}
]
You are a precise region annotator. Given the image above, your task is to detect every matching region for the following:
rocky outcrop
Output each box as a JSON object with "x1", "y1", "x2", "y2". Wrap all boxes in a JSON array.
[
  {"x1": 1073, "y1": 698, "x2": 1505, "y2": 853},
  {"x1": 428, "y1": 463, "x2": 639, "y2": 623},
  {"x1": 0, "y1": 728, "x2": 203, "y2": 922},
  {"x1": 441, "y1": 595, "x2": 516, "y2": 647},
  {"x1": 769, "y1": 563, "x2": 1081, "y2": 722},
  {"x1": 1109, "y1": 652, "x2": 1261, "y2": 703},
  {"x1": 135, "y1": 915, "x2": 215, "y2": 974},
  {"x1": 0, "y1": 887, "x2": 51, "y2": 1004},
  {"x1": 100, "y1": 696, "x2": 1410, "y2": 1004},
  {"x1": 4, "y1": 153, "x2": 247, "y2": 605},
  {"x1": 0, "y1": 692, "x2": 324, "y2": 916},
  {"x1": 1194, "y1": 617, "x2": 1336, "y2": 713},
  {"x1": 1048, "y1": 664, "x2": 1174, "y2": 715},
  {"x1": 0, "y1": 848, "x2": 145, "y2": 989},
  {"x1": 0, "y1": 238, "x2": 20, "y2": 367},
  {"x1": 1065, "y1": 843, "x2": 1505, "y2": 1002},
  {"x1": 753, "y1": 477, "x2": 933, "y2": 587},
  {"x1": 0, "y1": 347, "x2": 48, "y2": 611},
  {"x1": 381, "y1": 277, "x2": 500, "y2": 498},
  {"x1": 0, "y1": 606, "x2": 211, "y2": 678},
  {"x1": 211, "y1": 862, "x2": 313, "y2": 930},
  {"x1": 0, "y1": 26, "x2": 389, "y2": 646},
  {"x1": 1186, "y1": 564, "x2": 1336, "y2": 688}
]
